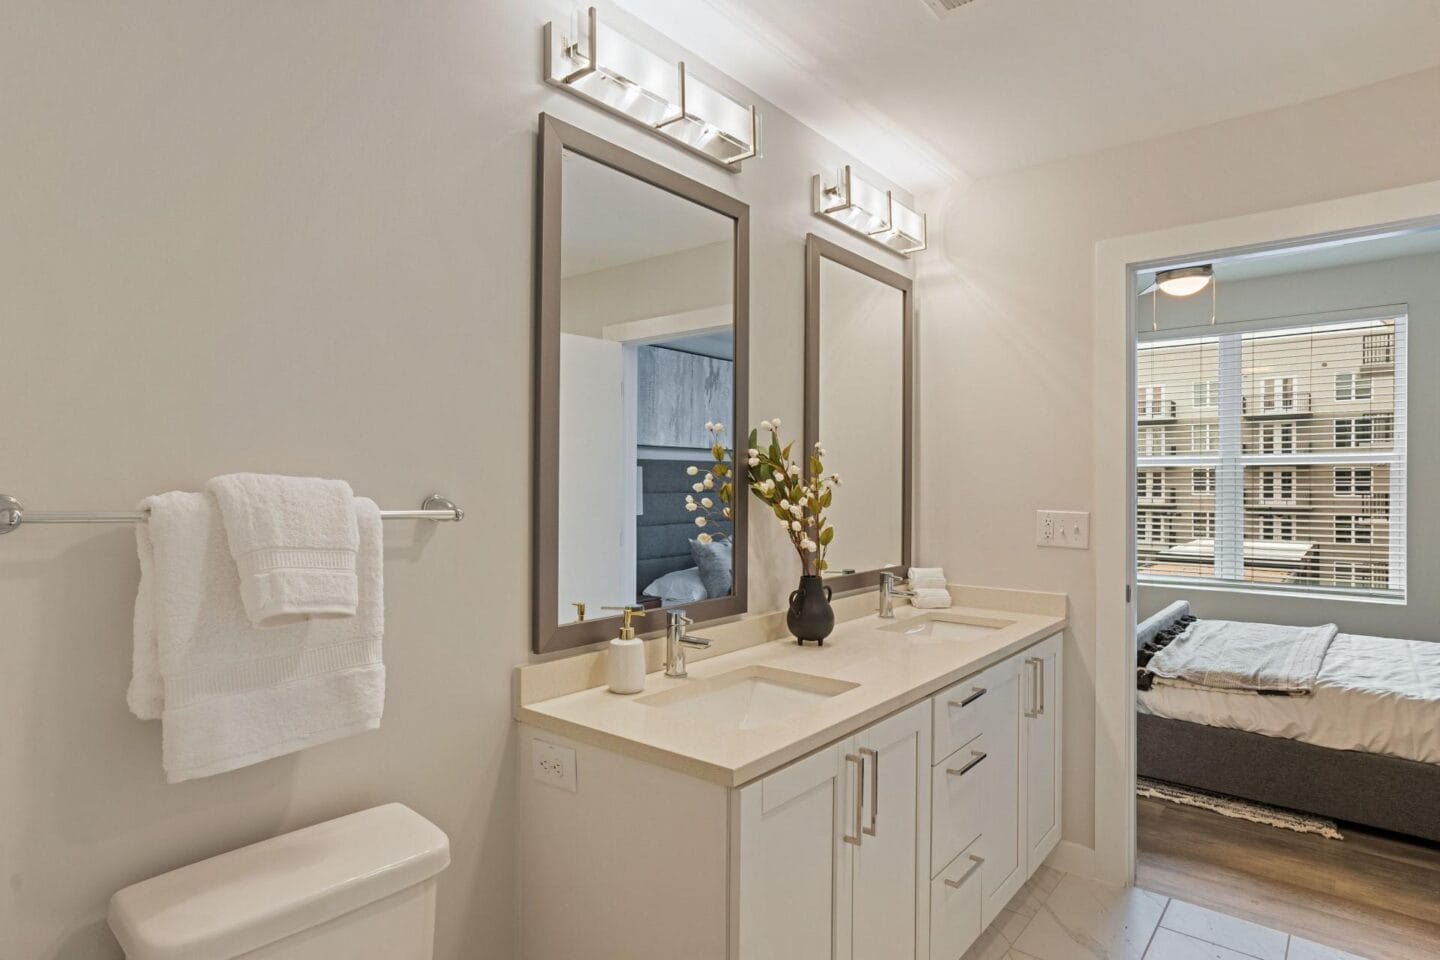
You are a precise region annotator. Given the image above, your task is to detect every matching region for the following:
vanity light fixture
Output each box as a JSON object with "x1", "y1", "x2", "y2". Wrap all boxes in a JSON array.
[
  {"x1": 543, "y1": 7, "x2": 760, "y2": 171},
  {"x1": 1154, "y1": 264, "x2": 1214, "y2": 297},
  {"x1": 812, "y1": 165, "x2": 927, "y2": 257}
]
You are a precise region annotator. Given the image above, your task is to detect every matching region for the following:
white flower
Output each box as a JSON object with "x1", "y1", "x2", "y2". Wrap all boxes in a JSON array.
[
  {"x1": 779, "y1": 499, "x2": 790, "y2": 510},
  {"x1": 760, "y1": 420, "x2": 773, "y2": 431},
  {"x1": 704, "y1": 421, "x2": 714, "y2": 432},
  {"x1": 700, "y1": 497, "x2": 713, "y2": 508},
  {"x1": 761, "y1": 479, "x2": 775, "y2": 493},
  {"x1": 685, "y1": 501, "x2": 698, "y2": 512},
  {"x1": 686, "y1": 465, "x2": 698, "y2": 476},
  {"x1": 790, "y1": 504, "x2": 804, "y2": 519},
  {"x1": 806, "y1": 541, "x2": 818, "y2": 552},
  {"x1": 711, "y1": 422, "x2": 724, "y2": 433},
  {"x1": 723, "y1": 507, "x2": 731, "y2": 518},
  {"x1": 748, "y1": 457, "x2": 759, "y2": 467},
  {"x1": 748, "y1": 448, "x2": 758, "y2": 457},
  {"x1": 831, "y1": 473, "x2": 842, "y2": 484},
  {"x1": 696, "y1": 532, "x2": 713, "y2": 545},
  {"x1": 694, "y1": 516, "x2": 708, "y2": 527},
  {"x1": 685, "y1": 493, "x2": 695, "y2": 502},
  {"x1": 692, "y1": 482, "x2": 704, "y2": 493},
  {"x1": 791, "y1": 520, "x2": 801, "y2": 532},
  {"x1": 771, "y1": 418, "x2": 782, "y2": 429},
  {"x1": 787, "y1": 464, "x2": 801, "y2": 477},
  {"x1": 702, "y1": 475, "x2": 715, "y2": 490}
]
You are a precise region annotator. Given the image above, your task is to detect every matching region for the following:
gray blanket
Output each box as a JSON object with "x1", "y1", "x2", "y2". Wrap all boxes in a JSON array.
[{"x1": 1148, "y1": 619, "x2": 1339, "y2": 695}]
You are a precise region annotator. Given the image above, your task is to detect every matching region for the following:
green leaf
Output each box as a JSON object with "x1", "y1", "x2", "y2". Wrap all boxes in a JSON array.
[
  {"x1": 810, "y1": 455, "x2": 822, "y2": 476},
  {"x1": 820, "y1": 489, "x2": 833, "y2": 508},
  {"x1": 719, "y1": 485, "x2": 731, "y2": 503},
  {"x1": 818, "y1": 559, "x2": 829, "y2": 572},
  {"x1": 747, "y1": 427, "x2": 758, "y2": 450},
  {"x1": 782, "y1": 441, "x2": 793, "y2": 460},
  {"x1": 712, "y1": 463, "x2": 729, "y2": 477},
  {"x1": 819, "y1": 527, "x2": 834, "y2": 546}
]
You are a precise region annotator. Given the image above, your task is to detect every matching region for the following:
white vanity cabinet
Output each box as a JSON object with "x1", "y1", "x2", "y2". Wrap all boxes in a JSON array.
[
  {"x1": 1023, "y1": 632, "x2": 1063, "y2": 873},
  {"x1": 736, "y1": 700, "x2": 931, "y2": 960}
]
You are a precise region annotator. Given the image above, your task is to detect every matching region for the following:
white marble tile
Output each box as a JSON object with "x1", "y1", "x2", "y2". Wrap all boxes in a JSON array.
[
  {"x1": 1008, "y1": 879, "x2": 1052, "y2": 919},
  {"x1": 1146, "y1": 928, "x2": 1276, "y2": 960},
  {"x1": 1032, "y1": 865, "x2": 1063, "y2": 894},
  {"x1": 1011, "y1": 875, "x2": 1168, "y2": 960},
  {"x1": 963, "y1": 926, "x2": 1018, "y2": 960},
  {"x1": 1161, "y1": 899, "x2": 1289, "y2": 960},
  {"x1": 993, "y1": 907, "x2": 1031, "y2": 944},
  {"x1": 1286, "y1": 938, "x2": 1367, "y2": 960}
]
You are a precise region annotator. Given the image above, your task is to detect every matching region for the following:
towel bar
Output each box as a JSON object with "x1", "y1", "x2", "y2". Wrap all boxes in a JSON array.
[{"x1": 0, "y1": 493, "x2": 463, "y2": 535}]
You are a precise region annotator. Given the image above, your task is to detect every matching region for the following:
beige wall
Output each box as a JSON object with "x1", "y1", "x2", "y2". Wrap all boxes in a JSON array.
[
  {"x1": 0, "y1": 3, "x2": 912, "y2": 958},
  {"x1": 915, "y1": 67, "x2": 1440, "y2": 851}
]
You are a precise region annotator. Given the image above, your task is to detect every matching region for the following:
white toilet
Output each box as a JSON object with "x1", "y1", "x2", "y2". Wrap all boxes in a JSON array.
[{"x1": 107, "y1": 803, "x2": 450, "y2": 960}]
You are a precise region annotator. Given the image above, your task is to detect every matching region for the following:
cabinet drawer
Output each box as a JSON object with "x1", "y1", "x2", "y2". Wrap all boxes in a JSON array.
[
  {"x1": 929, "y1": 838, "x2": 985, "y2": 960},
  {"x1": 932, "y1": 657, "x2": 1016, "y2": 764},
  {"x1": 931, "y1": 734, "x2": 987, "y2": 875}
]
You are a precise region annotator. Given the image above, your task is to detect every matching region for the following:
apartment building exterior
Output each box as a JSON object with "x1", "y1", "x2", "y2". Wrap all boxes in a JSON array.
[{"x1": 1136, "y1": 318, "x2": 1403, "y2": 595}]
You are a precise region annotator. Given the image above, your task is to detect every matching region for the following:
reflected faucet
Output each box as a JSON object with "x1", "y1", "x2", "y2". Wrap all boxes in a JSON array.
[
  {"x1": 665, "y1": 610, "x2": 714, "y2": 679},
  {"x1": 878, "y1": 572, "x2": 914, "y2": 619}
]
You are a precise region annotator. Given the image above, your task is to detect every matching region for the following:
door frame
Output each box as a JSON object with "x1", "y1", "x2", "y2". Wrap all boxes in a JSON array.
[{"x1": 1090, "y1": 179, "x2": 1440, "y2": 885}]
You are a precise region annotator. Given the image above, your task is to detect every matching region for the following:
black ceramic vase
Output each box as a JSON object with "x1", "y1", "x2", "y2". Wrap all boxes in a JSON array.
[{"x1": 787, "y1": 575, "x2": 835, "y2": 645}]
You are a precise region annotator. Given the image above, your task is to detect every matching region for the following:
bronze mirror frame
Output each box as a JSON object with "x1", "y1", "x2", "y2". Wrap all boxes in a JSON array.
[{"x1": 533, "y1": 113, "x2": 750, "y2": 654}]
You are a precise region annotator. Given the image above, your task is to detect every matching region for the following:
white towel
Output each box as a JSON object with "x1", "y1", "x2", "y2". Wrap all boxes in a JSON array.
[
  {"x1": 130, "y1": 492, "x2": 384, "y2": 783},
  {"x1": 207, "y1": 473, "x2": 359, "y2": 628},
  {"x1": 910, "y1": 587, "x2": 953, "y2": 609},
  {"x1": 908, "y1": 567, "x2": 947, "y2": 590}
]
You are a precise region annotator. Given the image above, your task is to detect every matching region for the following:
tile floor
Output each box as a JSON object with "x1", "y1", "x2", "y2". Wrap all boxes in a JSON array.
[{"x1": 961, "y1": 868, "x2": 1367, "y2": 960}]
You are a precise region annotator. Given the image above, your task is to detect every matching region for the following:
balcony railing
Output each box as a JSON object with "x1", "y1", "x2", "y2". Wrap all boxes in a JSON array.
[
  {"x1": 1137, "y1": 489, "x2": 1177, "y2": 506},
  {"x1": 1243, "y1": 392, "x2": 1312, "y2": 418},
  {"x1": 1362, "y1": 332, "x2": 1396, "y2": 368},
  {"x1": 1137, "y1": 399, "x2": 1177, "y2": 423}
]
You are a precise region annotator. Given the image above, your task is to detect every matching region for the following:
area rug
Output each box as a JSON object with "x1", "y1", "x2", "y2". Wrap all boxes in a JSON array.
[{"x1": 1137, "y1": 777, "x2": 1344, "y2": 840}]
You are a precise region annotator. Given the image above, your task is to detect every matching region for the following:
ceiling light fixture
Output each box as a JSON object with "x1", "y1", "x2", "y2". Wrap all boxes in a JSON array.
[
  {"x1": 543, "y1": 7, "x2": 760, "y2": 171},
  {"x1": 812, "y1": 165, "x2": 927, "y2": 257},
  {"x1": 1154, "y1": 265, "x2": 1214, "y2": 297}
]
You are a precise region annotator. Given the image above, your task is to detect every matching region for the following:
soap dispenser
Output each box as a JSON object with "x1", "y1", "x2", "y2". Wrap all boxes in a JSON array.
[{"x1": 605, "y1": 605, "x2": 646, "y2": 695}]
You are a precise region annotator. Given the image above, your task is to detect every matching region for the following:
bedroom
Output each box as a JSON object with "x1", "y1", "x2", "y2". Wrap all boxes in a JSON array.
[{"x1": 1131, "y1": 226, "x2": 1440, "y2": 958}]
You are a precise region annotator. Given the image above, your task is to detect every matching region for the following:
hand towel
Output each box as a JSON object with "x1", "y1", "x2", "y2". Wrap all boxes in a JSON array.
[
  {"x1": 908, "y1": 567, "x2": 948, "y2": 590},
  {"x1": 130, "y1": 492, "x2": 384, "y2": 783},
  {"x1": 207, "y1": 473, "x2": 360, "y2": 628},
  {"x1": 910, "y1": 587, "x2": 953, "y2": 609}
]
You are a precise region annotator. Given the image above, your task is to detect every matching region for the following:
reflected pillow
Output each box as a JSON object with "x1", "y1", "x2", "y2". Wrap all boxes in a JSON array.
[
  {"x1": 643, "y1": 567, "x2": 708, "y2": 605},
  {"x1": 690, "y1": 538, "x2": 733, "y2": 599}
]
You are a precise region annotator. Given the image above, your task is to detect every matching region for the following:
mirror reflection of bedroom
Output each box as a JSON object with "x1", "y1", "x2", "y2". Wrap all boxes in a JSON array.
[{"x1": 1132, "y1": 225, "x2": 1440, "y2": 959}]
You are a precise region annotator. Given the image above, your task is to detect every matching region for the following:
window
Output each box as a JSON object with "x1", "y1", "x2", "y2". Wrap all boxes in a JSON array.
[
  {"x1": 1138, "y1": 317, "x2": 1406, "y2": 599},
  {"x1": 1138, "y1": 427, "x2": 1168, "y2": 456},
  {"x1": 1139, "y1": 513, "x2": 1173, "y2": 544},
  {"x1": 1335, "y1": 467, "x2": 1374, "y2": 496},
  {"x1": 1335, "y1": 372, "x2": 1373, "y2": 401},
  {"x1": 1335, "y1": 516, "x2": 1372, "y2": 545},
  {"x1": 1137, "y1": 385, "x2": 1168, "y2": 419}
]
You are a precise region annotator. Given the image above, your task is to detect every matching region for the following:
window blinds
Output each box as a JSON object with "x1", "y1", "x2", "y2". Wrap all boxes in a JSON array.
[{"x1": 1136, "y1": 317, "x2": 1406, "y2": 599}]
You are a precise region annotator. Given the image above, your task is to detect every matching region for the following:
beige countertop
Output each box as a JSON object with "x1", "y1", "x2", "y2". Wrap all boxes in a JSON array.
[{"x1": 514, "y1": 598, "x2": 1066, "y2": 787}]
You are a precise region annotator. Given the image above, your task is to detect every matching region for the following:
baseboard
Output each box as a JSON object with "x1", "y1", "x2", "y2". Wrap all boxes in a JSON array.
[{"x1": 1044, "y1": 840, "x2": 1098, "y2": 878}]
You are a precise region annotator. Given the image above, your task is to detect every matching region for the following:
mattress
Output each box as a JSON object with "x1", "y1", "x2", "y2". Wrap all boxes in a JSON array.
[{"x1": 1139, "y1": 630, "x2": 1440, "y2": 765}]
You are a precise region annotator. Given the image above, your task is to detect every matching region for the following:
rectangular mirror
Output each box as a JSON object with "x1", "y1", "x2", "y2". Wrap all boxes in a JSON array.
[
  {"x1": 804, "y1": 234, "x2": 913, "y2": 593},
  {"x1": 535, "y1": 114, "x2": 750, "y2": 654}
]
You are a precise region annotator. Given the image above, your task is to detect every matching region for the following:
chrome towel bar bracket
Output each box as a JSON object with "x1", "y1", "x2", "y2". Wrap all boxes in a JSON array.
[{"x1": 0, "y1": 492, "x2": 463, "y2": 535}]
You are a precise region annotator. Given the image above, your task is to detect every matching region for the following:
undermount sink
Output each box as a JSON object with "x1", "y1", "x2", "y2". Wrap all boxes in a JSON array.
[
  {"x1": 880, "y1": 613, "x2": 1013, "y2": 642},
  {"x1": 636, "y1": 666, "x2": 858, "y2": 731}
]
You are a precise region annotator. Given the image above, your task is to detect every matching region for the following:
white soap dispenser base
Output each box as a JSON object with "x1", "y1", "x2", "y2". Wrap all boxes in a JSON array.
[{"x1": 607, "y1": 606, "x2": 646, "y2": 694}]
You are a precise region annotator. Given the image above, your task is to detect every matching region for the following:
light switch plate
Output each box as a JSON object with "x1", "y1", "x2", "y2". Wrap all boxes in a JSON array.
[
  {"x1": 531, "y1": 738, "x2": 577, "y2": 792},
  {"x1": 1036, "y1": 510, "x2": 1090, "y2": 549}
]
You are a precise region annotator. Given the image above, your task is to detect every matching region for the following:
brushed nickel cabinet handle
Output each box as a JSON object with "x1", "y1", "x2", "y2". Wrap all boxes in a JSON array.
[
  {"x1": 949, "y1": 687, "x2": 987, "y2": 708},
  {"x1": 944, "y1": 855, "x2": 985, "y2": 889},
  {"x1": 1038, "y1": 658, "x2": 1046, "y2": 716},
  {"x1": 843, "y1": 753, "x2": 864, "y2": 846},
  {"x1": 946, "y1": 751, "x2": 987, "y2": 777},
  {"x1": 1024, "y1": 658, "x2": 1041, "y2": 719},
  {"x1": 860, "y1": 747, "x2": 879, "y2": 837}
]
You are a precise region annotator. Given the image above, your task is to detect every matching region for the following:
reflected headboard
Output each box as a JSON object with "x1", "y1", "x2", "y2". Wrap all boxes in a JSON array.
[{"x1": 636, "y1": 458, "x2": 732, "y2": 593}]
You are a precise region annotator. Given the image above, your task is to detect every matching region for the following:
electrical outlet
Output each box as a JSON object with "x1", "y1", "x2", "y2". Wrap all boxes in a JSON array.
[
  {"x1": 1036, "y1": 510, "x2": 1090, "y2": 549},
  {"x1": 531, "y1": 738, "x2": 577, "y2": 793}
]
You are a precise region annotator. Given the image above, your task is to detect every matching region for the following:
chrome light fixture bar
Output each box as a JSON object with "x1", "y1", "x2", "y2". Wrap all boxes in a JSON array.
[
  {"x1": 812, "y1": 165, "x2": 927, "y2": 256},
  {"x1": 543, "y1": 7, "x2": 760, "y2": 172}
]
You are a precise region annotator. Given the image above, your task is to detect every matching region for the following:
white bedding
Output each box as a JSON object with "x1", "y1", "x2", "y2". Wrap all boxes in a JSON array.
[{"x1": 1139, "y1": 631, "x2": 1440, "y2": 765}]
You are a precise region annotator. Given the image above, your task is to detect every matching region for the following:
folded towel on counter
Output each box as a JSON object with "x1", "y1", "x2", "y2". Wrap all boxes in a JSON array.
[
  {"x1": 207, "y1": 473, "x2": 359, "y2": 628},
  {"x1": 908, "y1": 566, "x2": 948, "y2": 590},
  {"x1": 130, "y1": 492, "x2": 384, "y2": 783},
  {"x1": 910, "y1": 587, "x2": 953, "y2": 609}
]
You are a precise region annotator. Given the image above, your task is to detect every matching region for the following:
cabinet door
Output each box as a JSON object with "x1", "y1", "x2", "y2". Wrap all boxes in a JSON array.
[
  {"x1": 1024, "y1": 634, "x2": 1063, "y2": 874},
  {"x1": 851, "y1": 701, "x2": 931, "y2": 960},
  {"x1": 736, "y1": 740, "x2": 854, "y2": 960},
  {"x1": 977, "y1": 656, "x2": 1023, "y2": 926}
]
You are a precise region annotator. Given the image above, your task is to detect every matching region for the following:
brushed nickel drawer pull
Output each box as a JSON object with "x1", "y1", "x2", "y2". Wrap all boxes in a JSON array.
[
  {"x1": 843, "y1": 753, "x2": 864, "y2": 846},
  {"x1": 944, "y1": 855, "x2": 985, "y2": 888},
  {"x1": 860, "y1": 747, "x2": 879, "y2": 837},
  {"x1": 949, "y1": 687, "x2": 987, "y2": 708},
  {"x1": 946, "y1": 751, "x2": 987, "y2": 777}
]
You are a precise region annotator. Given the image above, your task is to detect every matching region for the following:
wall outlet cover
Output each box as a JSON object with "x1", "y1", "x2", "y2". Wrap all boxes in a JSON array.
[
  {"x1": 1036, "y1": 510, "x2": 1090, "y2": 549},
  {"x1": 531, "y1": 738, "x2": 578, "y2": 793}
]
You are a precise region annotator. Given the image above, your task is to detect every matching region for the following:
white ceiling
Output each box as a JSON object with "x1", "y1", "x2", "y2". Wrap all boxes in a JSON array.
[
  {"x1": 615, "y1": 0, "x2": 1440, "y2": 190},
  {"x1": 560, "y1": 149, "x2": 731, "y2": 277}
]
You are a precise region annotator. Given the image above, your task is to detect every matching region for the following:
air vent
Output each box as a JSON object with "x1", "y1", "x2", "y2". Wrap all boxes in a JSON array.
[{"x1": 922, "y1": 0, "x2": 978, "y2": 16}]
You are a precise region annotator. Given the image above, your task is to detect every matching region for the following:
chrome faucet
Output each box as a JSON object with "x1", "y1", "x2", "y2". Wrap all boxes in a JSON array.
[
  {"x1": 665, "y1": 610, "x2": 713, "y2": 678},
  {"x1": 878, "y1": 572, "x2": 914, "y2": 619}
]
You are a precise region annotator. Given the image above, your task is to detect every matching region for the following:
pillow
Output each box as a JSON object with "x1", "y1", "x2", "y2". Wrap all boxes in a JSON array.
[
  {"x1": 689, "y1": 538, "x2": 733, "y2": 599},
  {"x1": 643, "y1": 567, "x2": 708, "y2": 605}
]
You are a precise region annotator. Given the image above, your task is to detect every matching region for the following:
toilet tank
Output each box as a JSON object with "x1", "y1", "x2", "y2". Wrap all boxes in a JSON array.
[{"x1": 108, "y1": 803, "x2": 450, "y2": 960}]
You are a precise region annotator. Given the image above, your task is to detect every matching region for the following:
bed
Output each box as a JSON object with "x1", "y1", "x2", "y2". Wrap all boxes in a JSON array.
[{"x1": 1136, "y1": 601, "x2": 1440, "y2": 842}]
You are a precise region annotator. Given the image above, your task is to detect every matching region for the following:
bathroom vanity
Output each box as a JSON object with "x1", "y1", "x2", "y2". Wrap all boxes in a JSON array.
[{"x1": 514, "y1": 590, "x2": 1065, "y2": 960}]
